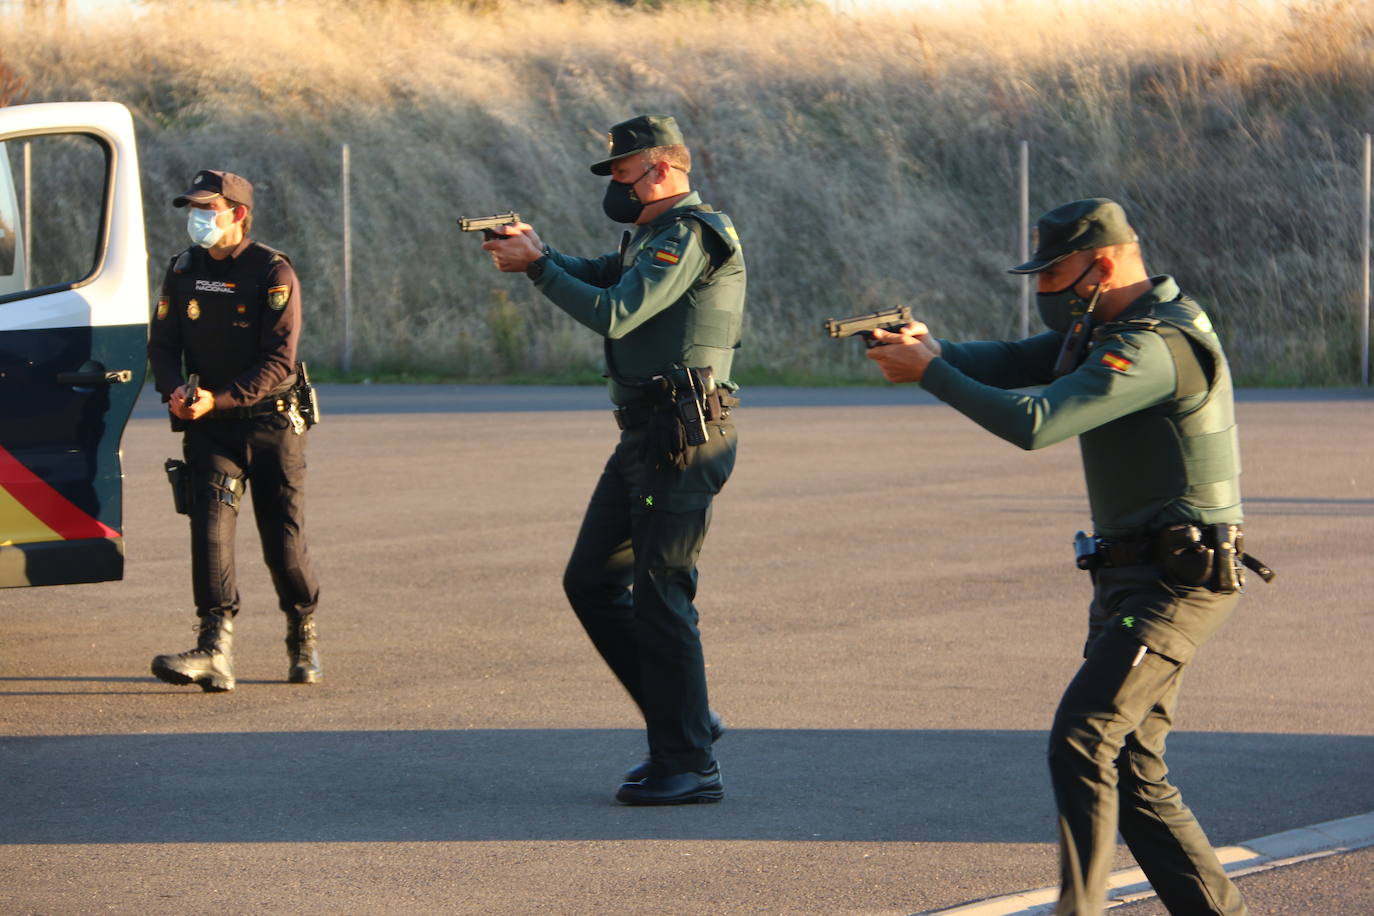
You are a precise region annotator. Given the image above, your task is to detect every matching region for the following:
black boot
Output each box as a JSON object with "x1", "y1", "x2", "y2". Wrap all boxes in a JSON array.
[
  {"x1": 286, "y1": 614, "x2": 322, "y2": 684},
  {"x1": 151, "y1": 614, "x2": 235, "y2": 692}
]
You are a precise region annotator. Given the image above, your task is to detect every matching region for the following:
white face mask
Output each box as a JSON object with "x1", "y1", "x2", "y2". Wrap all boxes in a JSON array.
[{"x1": 187, "y1": 207, "x2": 227, "y2": 248}]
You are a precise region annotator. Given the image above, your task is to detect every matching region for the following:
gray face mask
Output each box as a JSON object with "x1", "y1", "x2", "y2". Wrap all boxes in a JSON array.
[{"x1": 1036, "y1": 259, "x2": 1099, "y2": 333}]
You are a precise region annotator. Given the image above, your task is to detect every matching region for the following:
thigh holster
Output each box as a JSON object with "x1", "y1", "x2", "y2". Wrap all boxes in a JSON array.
[{"x1": 198, "y1": 468, "x2": 246, "y2": 512}]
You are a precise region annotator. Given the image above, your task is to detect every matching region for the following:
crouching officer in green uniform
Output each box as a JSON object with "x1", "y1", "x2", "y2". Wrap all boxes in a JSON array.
[
  {"x1": 481, "y1": 115, "x2": 745, "y2": 805},
  {"x1": 147, "y1": 169, "x2": 322, "y2": 693},
  {"x1": 867, "y1": 199, "x2": 1269, "y2": 915}
]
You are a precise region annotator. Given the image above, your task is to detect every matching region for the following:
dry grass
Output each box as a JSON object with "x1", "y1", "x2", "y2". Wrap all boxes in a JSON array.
[{"x1": 3, "y1": 0, "x2": 1373, "y2": 383}]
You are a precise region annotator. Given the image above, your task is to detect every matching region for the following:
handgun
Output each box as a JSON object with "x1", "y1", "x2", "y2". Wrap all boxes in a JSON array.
[
  {"x1": 823, "y1": 306, "x2": 914, "y2": 349},
  {"x1": 184, "y1": 373, "x2": 199, "y2": 409},
  {"x1": 294, "y1": 361, "x2": 320, "y2": 429},
  {"x1": 458, "y1": 212, "x2": 521, "y2": 240}
]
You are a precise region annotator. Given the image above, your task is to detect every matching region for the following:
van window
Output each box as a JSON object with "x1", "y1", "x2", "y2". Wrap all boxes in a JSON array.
[{"x1": 0, "y1": 133, "x2": 109, "y2": 299}]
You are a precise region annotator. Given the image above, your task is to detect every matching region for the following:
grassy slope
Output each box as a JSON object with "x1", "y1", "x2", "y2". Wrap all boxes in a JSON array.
[{"x1": 3, "y1": 0, "x2": 1372, "y2": 384}]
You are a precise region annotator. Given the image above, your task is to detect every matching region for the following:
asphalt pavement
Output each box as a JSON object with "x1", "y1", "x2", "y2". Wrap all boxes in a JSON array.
[{"x1": 3, "y1": 384, "x2": 1371, "y2": 915}]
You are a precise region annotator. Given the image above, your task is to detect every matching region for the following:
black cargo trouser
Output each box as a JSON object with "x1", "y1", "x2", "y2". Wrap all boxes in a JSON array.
[
  {"x1": 562, "y1": 413, "x2": 737, "y2": 777},
  {"x1": 1049, "y1": 564, "x2": 1247, "y2": 916},
  {"x1": 183, "y1": 414, "x2": 320, "y2": 620}
]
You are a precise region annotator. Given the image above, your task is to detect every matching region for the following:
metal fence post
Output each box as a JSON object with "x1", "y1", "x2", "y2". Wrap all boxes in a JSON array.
[
  {"x1": 1361, "y1": 132, "x2": 1370, "y2": 386},
  {"x1": 341, "y1": 143, "x2": 353, "y2": 375},
  {"x1": 22, "y1": 139, "x2": 31, "y2": 282}
]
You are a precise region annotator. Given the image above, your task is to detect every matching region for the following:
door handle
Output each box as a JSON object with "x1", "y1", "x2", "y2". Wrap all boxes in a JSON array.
[{"x1": 56, "y1": 360, "x2": 134, "y2": 387}]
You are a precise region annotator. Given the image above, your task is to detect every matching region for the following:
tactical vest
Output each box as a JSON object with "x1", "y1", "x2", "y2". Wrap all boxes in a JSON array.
[
  {"x1": 605, "y1": 207, "x2": 746, "y2": 394},
  {"x1": 1080, "y1": 295, "x2": 1242, "y2": 536},
  {"x1": 164, "y1": 242, "x2": 292, "y2": 393}
]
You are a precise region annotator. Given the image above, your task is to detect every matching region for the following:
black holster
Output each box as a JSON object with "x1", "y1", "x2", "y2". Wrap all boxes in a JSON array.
[
  {"x1": 164, "y1": 459, "x2": 193, "y2": 515},
  {"x1": 636, "y1": 367, "x2": 720, "y2": 472}
]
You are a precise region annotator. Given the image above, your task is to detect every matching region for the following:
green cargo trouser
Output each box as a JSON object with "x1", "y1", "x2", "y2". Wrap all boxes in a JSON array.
[
  {"x1": 1049, "y1": 564, "x2": 1248, "y2": 916},
  {"x1": 562, "y1": 414, "x2": 737, "y2": 776}
]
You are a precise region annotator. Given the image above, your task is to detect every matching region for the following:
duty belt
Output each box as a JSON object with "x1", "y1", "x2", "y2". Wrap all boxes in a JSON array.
[
  {"x1": 613, "y1": 392, "x2": 738, "y2": 430},
  {"x1": 1093, "y1": 525, "x2": 1274, "y2": 581},
  {"x1": 1094, "y1": 525, "x2": 1230, "y2": 568},
  {"x1": 208, "y1": 393, "x2": 295, "y2": 420}
]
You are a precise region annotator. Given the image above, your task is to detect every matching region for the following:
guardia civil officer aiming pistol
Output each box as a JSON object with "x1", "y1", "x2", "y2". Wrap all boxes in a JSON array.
[
  {"x1": 823, "y1": 306, "x2": 914, "y2": 349},
  {"x1": 458, "y1": 211, "x2": 521, "y2": 240}
]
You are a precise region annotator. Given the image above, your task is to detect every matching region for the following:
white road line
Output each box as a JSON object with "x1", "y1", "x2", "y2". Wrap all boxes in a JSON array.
[{"x1": 911, "y1": 811, "x2": 1374, "y2": 916}]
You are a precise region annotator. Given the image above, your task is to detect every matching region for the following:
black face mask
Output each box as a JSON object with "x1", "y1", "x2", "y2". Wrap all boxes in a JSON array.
[
  {"x1": 1035, "y1": 258, "x2": 1099, "y2": 333},
  {"x1": 602, "y1": 166, "x2": 655, "y2": 224}
]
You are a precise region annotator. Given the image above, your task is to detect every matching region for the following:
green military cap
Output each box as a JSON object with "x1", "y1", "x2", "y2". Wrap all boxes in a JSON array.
[
  {"x1": 590, "y1": 114, "x2": 685, "y2": 175},
  {"x1": 1008, "y1": 198, "x2": 1138, "y2": 274}
]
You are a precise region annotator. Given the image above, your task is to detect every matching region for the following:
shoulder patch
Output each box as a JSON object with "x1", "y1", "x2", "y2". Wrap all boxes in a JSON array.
[
  {"x1": 156, "y1": 296, "x2": 169, "y2": 320},
  {"x1": 267, "y1": 285, "x2": 290, "y2": 310},
  {"x1": 653, "y1": 249, "x2": 681, "y2": 265},
  {"x1": 1100, "y1": 351, "x2": 1133, "y2": 373}
]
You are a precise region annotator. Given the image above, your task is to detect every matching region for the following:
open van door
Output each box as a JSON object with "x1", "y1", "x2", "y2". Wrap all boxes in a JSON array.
[{"x1": 0, "y1": 102, "x2": 148, "y2": 587}]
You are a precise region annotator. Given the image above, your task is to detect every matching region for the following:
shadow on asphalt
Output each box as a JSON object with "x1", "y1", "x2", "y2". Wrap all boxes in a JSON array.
[{"x1": 3, "y1": 729, "x2": 1370, "y2": 844}]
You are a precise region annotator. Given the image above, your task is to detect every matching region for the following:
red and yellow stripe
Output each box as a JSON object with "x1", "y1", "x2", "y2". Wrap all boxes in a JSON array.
[
  {"x1": 1101, "y1": 352, "x2": 1133, "y2": 373},
  {"x1": 0, "y1": 445, "x2": 119, "y2": 546}
]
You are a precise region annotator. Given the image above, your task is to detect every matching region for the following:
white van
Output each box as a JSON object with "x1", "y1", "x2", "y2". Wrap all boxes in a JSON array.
[{"x1": 0, "y1": 102, "x2": 148, "y2": 587}]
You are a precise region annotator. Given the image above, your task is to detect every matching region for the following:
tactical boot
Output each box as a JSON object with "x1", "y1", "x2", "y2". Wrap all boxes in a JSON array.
[
  {"x1": 151, "y1": 614, "x2": 235, "y2": 692},
  {"x1": 286, "y1": 615, "x2": 322, "y2": 684}
]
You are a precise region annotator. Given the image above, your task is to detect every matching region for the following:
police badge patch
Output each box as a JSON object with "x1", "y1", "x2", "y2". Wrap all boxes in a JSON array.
[
  {"x1": 267, "y1": 285, "x2": 289, "y2": 310},
  {"x1": 187, "y1": 298, "x2": 201, "y2": 320},
  {"x1": 156, "y1": 297, "x2": 169, "y2": 320}
]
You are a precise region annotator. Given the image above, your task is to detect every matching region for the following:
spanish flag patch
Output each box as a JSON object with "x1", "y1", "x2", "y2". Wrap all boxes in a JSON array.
[
  {"x1": 653, "y1": 250, "x2": 680, "y2": 265},
  {"x1": 1101, "y1": 352, "x2": 1133, "y2": 373}
]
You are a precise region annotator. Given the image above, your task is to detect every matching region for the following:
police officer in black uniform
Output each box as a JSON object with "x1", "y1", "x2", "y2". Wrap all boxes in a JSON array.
[
  {"x1": 482, "y1": 115, "x2": 746, "y2": 805},
  {"x1": 148, "y1": 169, "x2": 321, "y2": 693}
]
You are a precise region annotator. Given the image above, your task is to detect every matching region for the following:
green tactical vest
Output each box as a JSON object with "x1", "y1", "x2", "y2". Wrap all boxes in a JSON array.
[
  {"x1": 1080, "y1": 295, "x2": 1243, "y2": 537},
  {"x1": 605, "y1": 207, "x2": 746, "y2": 398}
]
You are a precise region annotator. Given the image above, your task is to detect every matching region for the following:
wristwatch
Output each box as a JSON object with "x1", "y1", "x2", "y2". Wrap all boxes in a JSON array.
[{"x1": 526, "y1": 254, "x2": 549, "y2": 281}]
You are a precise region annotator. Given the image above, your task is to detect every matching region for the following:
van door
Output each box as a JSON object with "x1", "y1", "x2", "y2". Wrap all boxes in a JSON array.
[{"x1": 0, "y1": 102, "x2": 148, "y2": 587}]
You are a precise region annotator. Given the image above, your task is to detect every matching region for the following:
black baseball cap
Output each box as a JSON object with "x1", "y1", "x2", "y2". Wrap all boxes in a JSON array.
[
  {"x1": 1008, "y1": 198, "x2": 1137, "y2": 274},
  {"x1": 590, "y1": 115, "x2": 685, "y2": 176},
  {"x1": 173, "y1": 170, "x2": 254, "y2": 209}
]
